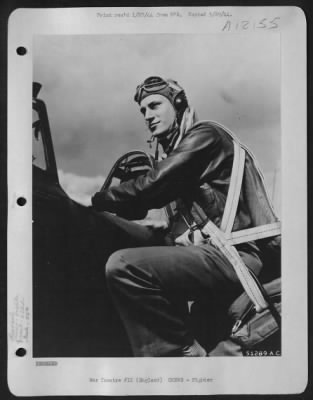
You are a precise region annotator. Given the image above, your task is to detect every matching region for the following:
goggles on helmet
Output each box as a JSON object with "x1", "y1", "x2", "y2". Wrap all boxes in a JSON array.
[{"x1": 134, "y1": 76, "x2": 170, "y2": 103}]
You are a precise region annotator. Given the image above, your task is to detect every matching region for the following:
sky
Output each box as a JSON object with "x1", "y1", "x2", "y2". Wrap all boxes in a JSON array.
[{"x1": 33, "y1": 33, "x2": 281, "y2": 212}]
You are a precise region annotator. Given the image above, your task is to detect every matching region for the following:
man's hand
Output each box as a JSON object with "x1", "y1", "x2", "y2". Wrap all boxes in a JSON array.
[
  {"x1": 133, "y1": 219, "x2": 169, "y2": 231},
  {"x1": 133, "y1": 208, "x2": 169, "y2": 231}
]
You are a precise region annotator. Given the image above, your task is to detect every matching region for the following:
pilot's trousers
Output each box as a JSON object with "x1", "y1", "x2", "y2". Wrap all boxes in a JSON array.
[{"x1": 106, "y1": 243, "x2": 262, "y2": 357}]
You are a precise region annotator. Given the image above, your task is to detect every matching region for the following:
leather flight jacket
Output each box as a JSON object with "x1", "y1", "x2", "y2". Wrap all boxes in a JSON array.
[{"x1": 92, "y1": 121, "x2": 279, "y2": 250}]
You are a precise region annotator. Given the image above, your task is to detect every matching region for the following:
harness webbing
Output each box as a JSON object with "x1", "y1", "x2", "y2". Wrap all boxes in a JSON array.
[
  {"x1": 180, "y1": 121, "x2": 281, "y2": 313},
  {"x1": 220, "y1": 142, "x2": 246, "y2": 235},
  {"x1": 201, "y1": 221, "x2": 269, "y2": 312},
  {"x1": 228, "y1": 222, "x2": 281, "y2": 246},
  {"x1": 204, "y1": 124, "x2": 280, "y2": 312}
]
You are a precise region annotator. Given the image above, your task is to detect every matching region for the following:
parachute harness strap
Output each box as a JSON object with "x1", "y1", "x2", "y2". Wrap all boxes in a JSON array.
[{"x1": 198, "y1": 123, "x2": 281, "y2": 313}]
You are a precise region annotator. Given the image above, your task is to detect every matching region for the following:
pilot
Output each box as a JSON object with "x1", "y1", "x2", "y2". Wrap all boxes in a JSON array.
[{"x1": 91, "y1": 76, "x2": 279, "y2": 357}]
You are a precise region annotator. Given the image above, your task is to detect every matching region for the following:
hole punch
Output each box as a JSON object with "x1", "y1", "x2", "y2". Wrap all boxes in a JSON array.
[
  {"x1": 17, "y1": 197, "x2": 27, "y2": 206},
  {"x1": 16, "y1": 348, "x2": 26, "y2": 357},
  {"x1": 16, "y1": 46, "x2": 27, "y2": 56}
]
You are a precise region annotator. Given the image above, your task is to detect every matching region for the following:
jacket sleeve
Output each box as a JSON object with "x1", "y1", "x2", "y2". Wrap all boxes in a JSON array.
[{"x1": 92, "y1": 123, "x2": 222, "y2": 214}]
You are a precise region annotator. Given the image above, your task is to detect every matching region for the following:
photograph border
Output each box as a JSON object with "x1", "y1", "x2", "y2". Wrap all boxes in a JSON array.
[{"x1": 3, "y1": 2, "x2": 310, "y2": 396}]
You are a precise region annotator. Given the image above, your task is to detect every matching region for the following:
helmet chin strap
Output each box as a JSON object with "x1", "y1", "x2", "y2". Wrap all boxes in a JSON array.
[
  {"x1": 146, "y1": 134, "x2": 160, "y2": 161},
  {"x1": 147, "y1": 134, "x2": 156, "y2": 147}
]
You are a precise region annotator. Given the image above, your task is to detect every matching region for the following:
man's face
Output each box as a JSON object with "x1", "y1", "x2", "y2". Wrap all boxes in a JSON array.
[{"x1": 139, "y1": 94, "x2": 176, "y2": 137}]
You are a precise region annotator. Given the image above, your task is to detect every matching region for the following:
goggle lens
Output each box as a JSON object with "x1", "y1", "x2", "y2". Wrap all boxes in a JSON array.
[{"x1": 135, "y1": 77, "x2": 169, "y2": 102}]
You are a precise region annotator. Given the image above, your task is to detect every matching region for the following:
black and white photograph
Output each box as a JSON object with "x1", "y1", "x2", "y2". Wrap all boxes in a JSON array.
[
  {"x1": 32, "y1": 32, "x2": 282, "y2": 358},
  {"x1": 7, "y1": 6, "x2": 307, "y2": 396}
]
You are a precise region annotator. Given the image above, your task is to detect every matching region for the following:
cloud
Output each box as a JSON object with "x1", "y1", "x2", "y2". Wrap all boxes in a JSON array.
[
  {"x1": 35, "y1": 34, "x2": 280, "y2": 185},
  {"x1": 58, "y1": 169, "x2": 105, "y2": 206}
]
